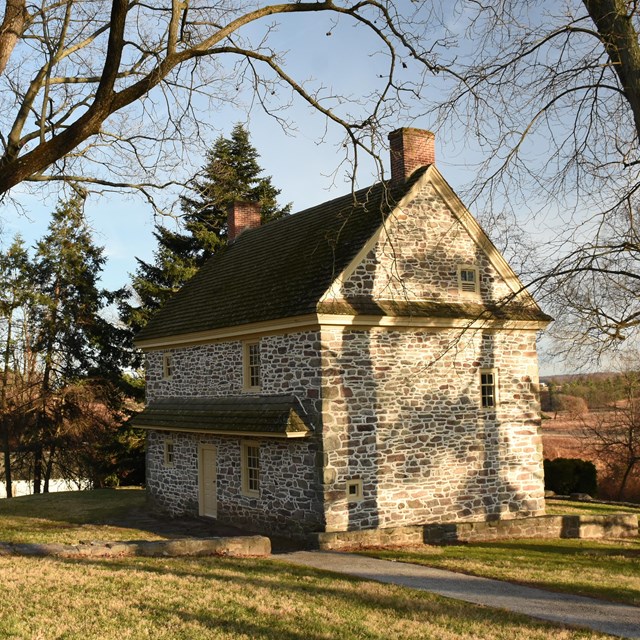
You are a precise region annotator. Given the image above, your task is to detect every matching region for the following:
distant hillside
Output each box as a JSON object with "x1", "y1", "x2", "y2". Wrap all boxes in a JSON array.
[{"x1": 540, "y1": 372, "x2": 616, "y2": 385}]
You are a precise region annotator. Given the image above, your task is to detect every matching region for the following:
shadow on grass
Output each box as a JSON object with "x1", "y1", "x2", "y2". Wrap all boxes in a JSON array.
[
  {"x1": 450, "y1": 539, "x2": 640, "y2": 558},
  {"x1": 367, "y1": 541, "x2": 640, "y2": 606},
  {"x1": 0, "y1": 489, "x2": 146, "y2": 524},
  {"x1": 0, "y1": 489, "x2": 255, "y2": 541},
  {"x1": 44, "y1": 555, "x2": 583, "y2": 639}
]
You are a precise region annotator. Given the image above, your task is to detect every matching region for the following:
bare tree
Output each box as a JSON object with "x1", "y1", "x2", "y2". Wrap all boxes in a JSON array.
[
  {"x1": 0, "y1": 0, "x2": 447, "y2": 204},
  {"x1": 419, "y1": 1, "x2": 640, "y2": 357},
  {"x1": 2, "y1": 1, "x2": 640, "y2": 355},
  {"x1": 582, "y1": 369, "x2": 640, "y2": 500}
]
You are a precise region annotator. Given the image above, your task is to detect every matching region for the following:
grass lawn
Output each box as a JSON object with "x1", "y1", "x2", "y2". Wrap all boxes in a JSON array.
[
  {"x1": 360, "y1": 537, "x2": 640, "y2": 607},
  {"x1": 0, "y1": 555, "x2": 609, "y2": 639},
  {"x1": 359, "y1": 500, "x2": 640, "y2": 606},
  {"x1": 0, "y1": 488, "x2": 162, "y2": 544},
  {"x1": 0, "y1": 490, "x2": 612, "y2": 639},
  {"x1": 546, "y1": 499, "x2": 640, "y2": 516}
]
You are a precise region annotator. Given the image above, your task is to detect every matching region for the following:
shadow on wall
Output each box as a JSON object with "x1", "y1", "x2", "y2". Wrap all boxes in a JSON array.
[{"x1": 339, "y1": 322, "x2": 380, "y2": 532}]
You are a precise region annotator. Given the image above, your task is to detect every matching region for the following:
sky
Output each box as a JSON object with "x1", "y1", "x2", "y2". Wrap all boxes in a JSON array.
[
  {"x1": 0, "y1": 5, "x2": 571, "y2": 375},
  {"x1": 3, "y1": 8, "x2": 476, "y2": 290}
]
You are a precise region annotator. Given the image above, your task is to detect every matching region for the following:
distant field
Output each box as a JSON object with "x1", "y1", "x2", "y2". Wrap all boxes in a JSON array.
[{"x1": 541, "y1": 408, "x2": 640, "y2": 501}]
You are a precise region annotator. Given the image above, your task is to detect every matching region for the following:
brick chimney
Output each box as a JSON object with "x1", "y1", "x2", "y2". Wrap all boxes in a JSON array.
[
  {"x1": 227, "y1": 200, "x2": 261, "y2": 243},
  {"x1": 388, "y1": 128, "x2": 435, "y2": 185}
]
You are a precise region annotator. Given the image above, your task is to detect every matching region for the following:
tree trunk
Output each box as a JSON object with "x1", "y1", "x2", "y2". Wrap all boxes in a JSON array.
[
  {"x1": 43, "y1": 444, "x2": 55, "y2": 493},
  {"x1": 0, "y1": 310, "x2": 13, "y2": 498},
  {"x1": 616, "y1": 459, "x2": 636, "y2": 501},
  {"x1": 583, "y1": 0, "x2": 640, "y2": 144},
  {"x1": 0, "y1": 0, "x2": 26, "y2": 77},
  {"x1": 2, "y1": 416, "x2": 11, "y2": 498},
  {"x1": 33, "y1": 444, "x2": 42, "y2": 494}
]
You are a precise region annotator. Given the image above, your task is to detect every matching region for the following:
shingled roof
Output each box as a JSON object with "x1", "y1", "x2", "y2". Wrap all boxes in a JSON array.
[
  {"x1": 136, "y1": 172, "x2": 425, "y2": 343},
  {"x1": 136, "y1": 163, "x2": 551, "y2": 345},
  {"x1": 131, "y1": 396, "x2": 312, "y2": 437}
]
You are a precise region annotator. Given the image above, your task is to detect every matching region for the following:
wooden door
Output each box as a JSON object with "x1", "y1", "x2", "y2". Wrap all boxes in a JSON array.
[{"x1": 198, "y1": 445, "x2": 217, "y2": 518}]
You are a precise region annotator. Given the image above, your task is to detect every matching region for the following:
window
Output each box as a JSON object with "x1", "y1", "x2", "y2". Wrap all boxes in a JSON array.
[
  {"x1": 164, "y1": 438, "x2": 175, "y2": 467},
  {"x1": 243, "y1": 340, "x2": 261, "y2": 391},
  {"x1": 241, "y1": 442, "x2": 260, "y2": 497},
  {"x1": 458, "y1": 265, "x2": 480, "y2": 295},
  {"x1": 162, "y1": 353, "x2": 173, "y2": 380},
  {"x1": 346, "y1": 479, "x2": 363, "y2": 503},
  {"x1": 480, "y1": 369, "x2": 497, "y2": 409}
]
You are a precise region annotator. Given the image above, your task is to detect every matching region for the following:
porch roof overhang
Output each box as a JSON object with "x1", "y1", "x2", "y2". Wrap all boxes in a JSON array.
[{"x1": 131, "y1": 396, "x2": 313, "y2": 438}]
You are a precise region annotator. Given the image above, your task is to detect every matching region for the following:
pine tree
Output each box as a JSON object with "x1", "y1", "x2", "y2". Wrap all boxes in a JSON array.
[
  {"x1": 33, "y1": 198, "x2": 112, "y2": 382},
  {"x1": 125, "y1": 124, "x2": 290, "y2": 333}
]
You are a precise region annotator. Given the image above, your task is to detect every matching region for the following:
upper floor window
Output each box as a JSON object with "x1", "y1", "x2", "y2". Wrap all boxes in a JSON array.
[
  {"x1": 480, "y1": 369, "x2": 498, "y2": 409},
  {"x1": 243, "y1": 340, "x2": 262, "y2": 391},
  {"x1": 162, "y1": 353, "x2": 173, "y2": 380},
  {"x1": 458, "y1": 265, "x2": 480, "y2": 296}
]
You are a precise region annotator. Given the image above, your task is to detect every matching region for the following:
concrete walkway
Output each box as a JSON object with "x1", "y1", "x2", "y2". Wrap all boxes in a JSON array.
[{"x1": 279, "y1": 551, "x2": 640, "y2": 639}]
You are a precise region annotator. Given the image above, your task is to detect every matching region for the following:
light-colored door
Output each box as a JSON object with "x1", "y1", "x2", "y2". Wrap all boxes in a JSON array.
[{"x1": 198, "y1": 445, "x2": 217, "y2": 518}]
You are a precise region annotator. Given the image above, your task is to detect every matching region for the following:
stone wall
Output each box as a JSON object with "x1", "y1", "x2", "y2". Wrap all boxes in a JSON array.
[
  {"x1": 146, "y1": 430, "x2": 323, "y2": 536},
  {"x1": 317, "y1": 513, "x2": 639, "y2": 550},
  {"x1": 338, "y1": 182, "x2": 524, "y2": 307},
  {"x1": 319, "y1": 325, "x2": 544, "y2": 532},
  {"x1": 145, "y1": 330, "x2": 322, "y2": 415},
  {"x1": 144, "y1": 330, "x2": 325, "y2": 535}
]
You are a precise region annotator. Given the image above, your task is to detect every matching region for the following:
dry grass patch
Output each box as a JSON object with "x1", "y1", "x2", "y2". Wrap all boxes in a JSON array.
[
  {"x1": 545, "y1": 499, "x2": 640, "y2": 516},
  {"x1": 0, "y1": 555, "x2": 609, "y2": 639},
  {"x1": 0, "y1": 488, "x2": 162, "y2": 544},
  {"x1": 361, "y1": 538, "x2": 640, "y2": 606}
]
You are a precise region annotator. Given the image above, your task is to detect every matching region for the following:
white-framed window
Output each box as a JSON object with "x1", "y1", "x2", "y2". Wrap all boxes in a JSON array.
[
  {"x1": 162, "y1": 353, "x2": 173, "y2": 380},
  {"x1": 243, "y1": 340, "x2": 262, "y2": 391},
  {"x1": 241, "y1": 441, "x2": 260, "y2": 497},
  {"x1": 346, "y1": 479, "x2": 364, "y2": 503},
  {"x1": 458, "y1": 265, "x2": 480, "y2": 296},
  {"x1": 164, "y1": 438, "x2": 175, "y2": 467},
  {"x1": 480, "y1": 368, "x2": 498, "y2": 409}
]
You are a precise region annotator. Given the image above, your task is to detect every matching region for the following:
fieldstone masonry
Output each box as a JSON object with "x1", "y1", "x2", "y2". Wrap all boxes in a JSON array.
[
  {"x1": 143, "y1": 170, "x2": 546, "y2": 537},
  {"x1": 147, "y1": 430, "x2": 322, "y2": 535},
  {"x1": 145, "y1": 331, "x2": 324, "y2": 535},
  {"x1": 319, "y1": 325, "x2": 544, "y2": 532},
  {"x1": 339, "y1": 183, "x2": 526, "y2": 306}
]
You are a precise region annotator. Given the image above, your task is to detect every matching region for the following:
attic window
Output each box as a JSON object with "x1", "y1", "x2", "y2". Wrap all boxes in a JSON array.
[
  {"x1": 162, "y1": 353, "x2": 173, "y2": 380},
  {"x1": 458, "y1": 265, "x2": 480, "y2": 295},
  {"x1": 243, "y1": 341, "x2": 262, "y2": 391}
]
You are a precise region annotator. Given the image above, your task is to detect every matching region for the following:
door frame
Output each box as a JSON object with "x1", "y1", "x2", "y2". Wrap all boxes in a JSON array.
[{"x1": 198, "y1": 443, "x2": 217, "y2": 518}]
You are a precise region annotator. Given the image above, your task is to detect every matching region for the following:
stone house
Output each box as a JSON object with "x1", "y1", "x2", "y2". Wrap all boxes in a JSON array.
[{"x1": 133, "y1": 128, "x2": 551, "y2": 537}]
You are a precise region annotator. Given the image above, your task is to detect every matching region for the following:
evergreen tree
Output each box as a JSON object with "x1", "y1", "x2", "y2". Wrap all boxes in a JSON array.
[
  {"x1": 30, "y1": 197, "x2": 122, "y2": 492},
  {"x1": 124, "y1": 124, "x2": 290, "y2": 334},
  {"x1": 33, "y1": 198, "x2": 115, "y2": 382}
]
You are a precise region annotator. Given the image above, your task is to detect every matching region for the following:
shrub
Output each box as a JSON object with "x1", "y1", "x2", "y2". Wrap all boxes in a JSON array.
[
  {"x1": 544, "y1": 457, "x2": 597, "y2": 496},
  {"x1": 540, "y1": 392, "x2": 589, "y2": 415}
]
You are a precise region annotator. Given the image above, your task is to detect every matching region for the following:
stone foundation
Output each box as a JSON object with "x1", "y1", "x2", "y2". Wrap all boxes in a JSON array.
[{"x1": 316, "y1": 513, "x2": 639, "y2": 549}]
